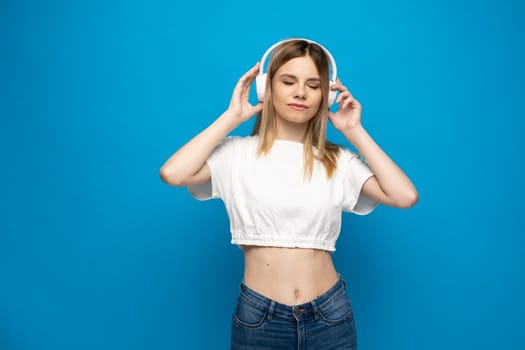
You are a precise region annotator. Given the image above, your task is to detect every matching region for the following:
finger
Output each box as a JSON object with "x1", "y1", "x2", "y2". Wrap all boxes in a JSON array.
[
  {"x1": 239, "y1": 72, "x2": 254, "y2": 89},
  {"x1": 233, "y1": 63, "x2": 260, "y2": 98},
  {"x1": 245, "y1": 63, "x2": 260, "y2": 84},
  {"x1": 336, "y1": 91, "x2": 350, "y2": 103},
  {"x1": 233, "y1": 79, "x2": 248, "y2": 100},
  {"x1": 343, "y1": 97, "x2": 361, "y2": 110},
  {"x1": 333, "y1": 78, "x2": 345, "y2": 89},
  {"x1": 331, "y1": 82, "x2": 342, "y2": 91},
  {"x1": 249, "y1": 62, "x2": 261, "y2": 76},
  {"x1": 342, "y1": 94, "x2": 357, "y2": 109},
  {"x1": 333, "y1": 84, "x2": 350, "y2": 99},
  {"x1": 243, "y1": 102, "x2": 263, "y2": 119},
  {"x1": 239, "y1": 63, "x2": 260, "y2": 86},
  {"x1": 246, "y1": 62, "x2": 260, "y2": 75},
  {"x1": 252, "y1": 102, "x2": 263, "y2": 114},
  {"x1": 337, "y1": 92, "x2": 351, "y2": 109},
  {"x1": 334, "y1": 78, "x2": 353, "y2": 93},
  {"x1": 252, "y1": 61, "x2": 261, "y2": 71}
]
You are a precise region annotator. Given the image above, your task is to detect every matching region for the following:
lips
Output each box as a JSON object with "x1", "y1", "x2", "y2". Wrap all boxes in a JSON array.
[{"x1": 287, "y1": 103, "x2": 308, "y2": 111}]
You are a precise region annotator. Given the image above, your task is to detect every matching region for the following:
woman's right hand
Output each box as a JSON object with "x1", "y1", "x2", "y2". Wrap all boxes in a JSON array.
[{"x1": 226, "y1": 62, "x2": 264, "y2": 121}]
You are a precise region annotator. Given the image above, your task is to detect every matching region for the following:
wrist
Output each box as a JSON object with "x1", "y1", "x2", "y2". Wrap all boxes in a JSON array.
[
  {"x1": 342, "y1": 124, "x2": 367, "y2": 143},
  {"x1": 219, "y1": 110, "x2": 243, "y2": 130}
]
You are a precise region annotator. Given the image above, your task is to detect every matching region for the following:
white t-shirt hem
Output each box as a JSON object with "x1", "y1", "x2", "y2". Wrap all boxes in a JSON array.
[{"x1": 231, "y1": 238, "x2": 336, "y2": 252}]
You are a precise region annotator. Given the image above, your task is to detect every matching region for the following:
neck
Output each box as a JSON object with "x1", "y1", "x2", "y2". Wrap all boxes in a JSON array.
[{"x1": 274, "y1": 118, "x2": 308, "y2": 143}]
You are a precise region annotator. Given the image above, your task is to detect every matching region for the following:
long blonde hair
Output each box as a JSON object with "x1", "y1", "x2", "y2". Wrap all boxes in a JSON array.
[{"x1": 251, "y1": 39, "x2": 340, "y2": 179}]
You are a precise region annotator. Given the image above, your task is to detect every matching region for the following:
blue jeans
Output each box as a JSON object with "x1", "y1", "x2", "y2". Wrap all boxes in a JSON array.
[{"x1": 231, "y1": 275, "x2": 357, "y2": 349}]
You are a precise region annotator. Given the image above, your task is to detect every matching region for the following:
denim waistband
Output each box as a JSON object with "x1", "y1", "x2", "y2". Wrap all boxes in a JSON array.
[{"x1": 238, "y1": 274, "x2": 347, "y2": 321}]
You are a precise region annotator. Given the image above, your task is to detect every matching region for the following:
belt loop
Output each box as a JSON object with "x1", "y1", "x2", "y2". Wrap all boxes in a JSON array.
[
  {"x1": 267, "y1": 301, "x2": 276, "y2": 321},
  {"x1": 311, "y1": 300, "x2": 320, "y2": 320}
]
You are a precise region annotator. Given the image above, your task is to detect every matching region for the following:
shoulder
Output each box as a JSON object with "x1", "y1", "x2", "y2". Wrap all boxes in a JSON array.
[
  {"x1": 214, "y1": 135, "x2": 257, "y2": 151},
  {"x1": 338, "y1": 146, "x2": 358, "y2": 159},
  {"x1": 211, "y1": 135, "x2": 258, "y2": 160},
  {"x1": 222, "y1": 135, "x2": 258, "y2": 146},
  {"x1": 329, "y1": 143, "x2": 359, "y2": 165}
]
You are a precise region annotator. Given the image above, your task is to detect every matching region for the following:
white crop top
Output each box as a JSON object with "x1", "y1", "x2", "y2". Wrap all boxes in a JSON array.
[{"x1": 189, "y1": 136, "x2": 377, "y2": 252}]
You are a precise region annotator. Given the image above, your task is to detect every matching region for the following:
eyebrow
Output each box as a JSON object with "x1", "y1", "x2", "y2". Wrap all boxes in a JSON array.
[{"x1": 279, "y1": 73, "x2": 321, "y2": 82}]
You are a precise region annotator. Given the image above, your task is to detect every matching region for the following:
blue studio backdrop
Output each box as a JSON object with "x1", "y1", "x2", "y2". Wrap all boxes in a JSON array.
[{"x1": 1, "y1": 0, "x2": 524, "y2": 349}]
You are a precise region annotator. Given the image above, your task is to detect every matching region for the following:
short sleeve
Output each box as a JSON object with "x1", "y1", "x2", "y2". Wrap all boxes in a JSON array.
[
  {"x1": 340, "y1": 149, "x2": 378, "y2": 215},
  {"x1": 188, "y1": 136, "x2": 238, "y2": 200}
]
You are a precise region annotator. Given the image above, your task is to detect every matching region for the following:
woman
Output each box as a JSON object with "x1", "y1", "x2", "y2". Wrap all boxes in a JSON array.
[{"x1": 160, "y1": 38, "x2": 418, "y2": 349}]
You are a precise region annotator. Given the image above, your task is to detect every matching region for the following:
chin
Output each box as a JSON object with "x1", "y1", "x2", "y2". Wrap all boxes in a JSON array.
[
  {"x1": 284, "y1": 110, "x2": 316, "y2": 122},
  {"x1": 284, "y1": 115, "x2": 314, "y2": 125}
]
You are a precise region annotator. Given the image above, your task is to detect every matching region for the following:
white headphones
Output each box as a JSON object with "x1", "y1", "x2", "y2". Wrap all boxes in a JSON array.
[{"x1": 255, "y1": 38, "x2": 338, "y2": 107}]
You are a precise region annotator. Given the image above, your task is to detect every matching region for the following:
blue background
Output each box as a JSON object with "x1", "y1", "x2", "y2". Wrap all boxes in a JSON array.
[{"x1": 1, "y1": 0, "x2": 524, "y2": 349}]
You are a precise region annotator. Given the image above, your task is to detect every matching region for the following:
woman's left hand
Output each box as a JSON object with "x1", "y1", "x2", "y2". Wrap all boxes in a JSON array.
[{"x1": 327, "y1": 78, "x2": 362, "y2": 132}]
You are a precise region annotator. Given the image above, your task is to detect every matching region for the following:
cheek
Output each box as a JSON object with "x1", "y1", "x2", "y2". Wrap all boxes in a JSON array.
[
  {"x1": 271, "y1": 86, "x2": 289, "y2": 107},
  {"x1": 308, "y1": 97, "x2": 323, "y2": 117},
  {"x1": 273, "y1": 99, "x2": 288, "y2": 117},
  {"x1": 312, "y1": 91, "x2": 323, "y2": 107},
  {"x1": 271, "y1": 84, "x2": 288, "y2": 101}
]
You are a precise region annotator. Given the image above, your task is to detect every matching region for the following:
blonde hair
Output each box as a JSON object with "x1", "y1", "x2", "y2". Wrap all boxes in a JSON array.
[{"x1": 251, "y1": 39, "x2": 340, "y2": 179}]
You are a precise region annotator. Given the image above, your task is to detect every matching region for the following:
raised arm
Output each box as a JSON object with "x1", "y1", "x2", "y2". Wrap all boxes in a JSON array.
[
  {"x1": 328, "y1": 79, "x2": 419, "y2": 208},
  {"x1": 159, "y1": 63, "x2": 263, "y2": 187}
]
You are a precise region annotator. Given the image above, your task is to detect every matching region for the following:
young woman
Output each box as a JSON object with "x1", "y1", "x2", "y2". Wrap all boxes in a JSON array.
[{"x1": 160, "y1": 38, "x2": 418, "y2": 349}]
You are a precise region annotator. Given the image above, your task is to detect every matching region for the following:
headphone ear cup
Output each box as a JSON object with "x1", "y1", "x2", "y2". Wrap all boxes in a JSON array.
[
  {"x1": 327, "y1": 81, "x2": 337, "y2": 107},
  {"x1": 256, "y1": 73, "x2": 267, "y2": 102}
]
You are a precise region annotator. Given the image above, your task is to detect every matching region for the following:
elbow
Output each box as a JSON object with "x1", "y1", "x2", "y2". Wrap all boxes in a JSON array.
[
  {"x1": 396, "y1": 190, "x2": 419, "y2": 209},
  {"x1": 159, "y1": 167, "x2": 184, "y2": 186}
]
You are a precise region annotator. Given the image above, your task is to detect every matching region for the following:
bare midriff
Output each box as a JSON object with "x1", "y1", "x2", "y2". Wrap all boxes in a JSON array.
[{"x1": 241, "y1": 245, "x2": 339, "y2": 306}]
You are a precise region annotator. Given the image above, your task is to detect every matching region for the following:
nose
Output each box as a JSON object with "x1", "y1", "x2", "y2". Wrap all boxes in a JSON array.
[{"x1": 294, "y1": 84, "x2": 306, "y2": 99}]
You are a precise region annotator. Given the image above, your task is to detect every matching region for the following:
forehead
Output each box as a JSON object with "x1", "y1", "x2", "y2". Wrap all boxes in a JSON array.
[{"x1": 275, "y1": 56, "x2": 320, "y2": 78}]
